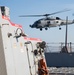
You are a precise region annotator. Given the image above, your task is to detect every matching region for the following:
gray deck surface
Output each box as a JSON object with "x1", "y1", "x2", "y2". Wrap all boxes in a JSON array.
[
  {"x1": 48, "y1": 67, "x2": 74, "y2": 75},
  {"x1": 49, "y1": 73, "x2": 74, "y2": 75}
]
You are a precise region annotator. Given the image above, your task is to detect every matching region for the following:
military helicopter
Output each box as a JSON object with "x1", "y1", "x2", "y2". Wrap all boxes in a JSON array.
[{"x1": 19, "y1": 9, "x2": 74, "y2": 31}]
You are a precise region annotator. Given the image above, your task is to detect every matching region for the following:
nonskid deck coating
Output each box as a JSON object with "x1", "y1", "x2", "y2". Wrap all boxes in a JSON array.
[{"x1": 49, "y1": 73, "x2": 74, "y2": 75}]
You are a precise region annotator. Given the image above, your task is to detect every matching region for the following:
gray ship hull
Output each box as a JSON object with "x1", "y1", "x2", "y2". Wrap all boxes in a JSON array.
[{"x1": 45, "y1": 52, "x2": 74, "y2": 67}]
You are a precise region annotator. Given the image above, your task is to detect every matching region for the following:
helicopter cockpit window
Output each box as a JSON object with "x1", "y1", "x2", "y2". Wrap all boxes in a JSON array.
[
  {"x1": 56, "y1": 17, "x2": 61, "y2": 20},
  {"x1": 35, "y1": 20, "x2": 41, "y2": 24}
]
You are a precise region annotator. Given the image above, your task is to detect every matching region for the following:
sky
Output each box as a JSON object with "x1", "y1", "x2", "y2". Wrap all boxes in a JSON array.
[{"x1": 1, "y1": 0, "x2": 74, "y2": 43}]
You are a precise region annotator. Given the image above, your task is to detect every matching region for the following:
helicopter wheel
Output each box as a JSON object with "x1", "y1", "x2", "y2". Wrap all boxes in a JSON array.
[
  {"x1": 40, "y1": 28, "x2": 42, "y2": 31},
  {"x1": 45, "y1": 28, "x2": 48, "y2": 30},
  {"x1": 59, "y1": 27, "x2": 61, "y2": 30}
]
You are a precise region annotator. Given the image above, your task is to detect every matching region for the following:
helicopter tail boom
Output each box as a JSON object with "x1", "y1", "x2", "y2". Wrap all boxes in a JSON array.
[{"x1": 60, "y1": 20, "x2": 74, "y2": 25}]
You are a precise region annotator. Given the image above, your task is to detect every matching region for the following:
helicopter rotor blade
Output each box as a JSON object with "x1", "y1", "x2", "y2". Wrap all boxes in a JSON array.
[
  {"x1": 19, "y1": 9, "x2": 71, "y2": 17},
  {"x1": 19, "y1": 15, "x2": 43, "y2": 17},
  {"x1": 46, "y1": 9, "x2": 71, "y2": 16}
]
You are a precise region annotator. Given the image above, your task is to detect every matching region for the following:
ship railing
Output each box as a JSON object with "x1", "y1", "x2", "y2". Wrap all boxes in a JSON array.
[{"x1": 45, "y1": 42, "x2": 74, "y2": 53}]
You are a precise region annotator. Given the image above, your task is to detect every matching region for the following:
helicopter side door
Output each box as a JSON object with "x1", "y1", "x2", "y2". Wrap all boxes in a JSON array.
[
  {"x1": 49, "y1": 20, "x2": 62, "y2": 27},
  {"x1": 39, "y1": 20, "x2": 47, "y2": 27}
]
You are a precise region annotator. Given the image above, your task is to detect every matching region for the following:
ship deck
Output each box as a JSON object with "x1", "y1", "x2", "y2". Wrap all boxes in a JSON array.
[
  {"x1": 48, "y1": 67, "x2": 74, "y2": 75},
  {"x1": 49, "y1": 73, "x2": 74, "y2": 75}
]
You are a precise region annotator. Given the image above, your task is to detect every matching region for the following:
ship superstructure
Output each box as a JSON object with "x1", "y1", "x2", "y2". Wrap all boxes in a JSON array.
[{"x1": 0, "y1": 6, "x2": 48, "y2": 75}]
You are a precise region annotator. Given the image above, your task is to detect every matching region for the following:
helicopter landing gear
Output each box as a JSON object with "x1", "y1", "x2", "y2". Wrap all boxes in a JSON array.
[
  {"x1": 40, "y1": 28, "x2": 42, "y2": 31},
  {"x1": 59, "y1": 27, "x2": 61, "y2": 30},
  {"x1": 59, "y1": 26, "x2": 61, "y2": 30},
  {"x1": 45, "y1": 28, "x2": 48, "y2": 30}
]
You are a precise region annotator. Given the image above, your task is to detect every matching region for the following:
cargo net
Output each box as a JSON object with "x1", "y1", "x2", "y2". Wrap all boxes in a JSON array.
[{"x1": 45, "y1": 42, "x2": 74, "y2": 53}]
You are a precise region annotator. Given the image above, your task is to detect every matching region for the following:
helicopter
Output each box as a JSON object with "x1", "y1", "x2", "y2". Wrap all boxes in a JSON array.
[{"x1": 19, "y1": 9, "x2": 74, "y2": 31}]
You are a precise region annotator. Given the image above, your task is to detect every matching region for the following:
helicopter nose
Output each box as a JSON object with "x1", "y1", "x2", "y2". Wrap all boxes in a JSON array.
[{"x1": 29, "y1": 25, "x2": 34, "y2": 28}]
